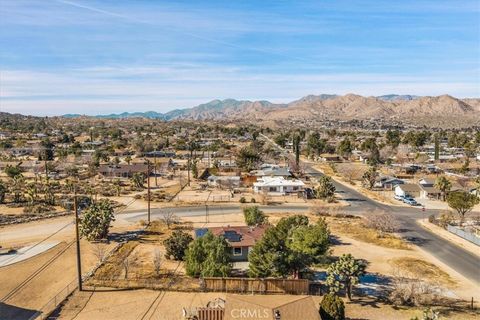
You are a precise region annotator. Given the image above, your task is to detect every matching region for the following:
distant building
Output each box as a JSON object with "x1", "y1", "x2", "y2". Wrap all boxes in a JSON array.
[
  {"x1": 144, "y1": 150, "x2": 176, "y2": 158},
  {"x1": 98, "y1": 164, "x2": 149, "y2": 178},
  {"x1": 253, "y1": 177, "x2": 305, "y2": 195},
  {"x1": 207, "y1": 175, "x2": 241, "y2": 188}
]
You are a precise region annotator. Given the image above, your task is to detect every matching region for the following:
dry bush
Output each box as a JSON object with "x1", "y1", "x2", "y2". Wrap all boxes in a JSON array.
[
  {"x1": 364, "y1": 210, "x2": 400, "y2": 236},
  {"x1": 389, "y1": 267, "x2": 443, "y2": 307},
  {"x1": 92, "y1": 243, "x2": 107, "y2": 264},
  {"x1": 437, "y1": 211, "x2": 455, "y2": 228},
  {"x1": 153, "y1": 248, "x2": 162, "y2": 277},
  {"x1": 122, "y1": 251, "x2": 138, "y2": 280},
  {"x1": 337, "y1": 165, "x2": 361, "y2": 184},
  {"x1": 160, "y1": 211, "x2": 179, "y2": 229},
  {"x1": 259, "y1": 189, "x2": 269, "y2": 205}
]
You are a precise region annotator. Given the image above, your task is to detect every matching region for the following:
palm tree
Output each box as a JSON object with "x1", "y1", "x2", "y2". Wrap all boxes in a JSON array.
[{"x1": 434, "y1": 176, "x2": 452, "y2": 201}]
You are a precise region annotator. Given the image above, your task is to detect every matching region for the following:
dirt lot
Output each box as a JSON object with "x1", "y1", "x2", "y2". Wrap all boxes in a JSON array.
[{"x1": 0, "y1": 239, "x2": 116, "y2": 320}]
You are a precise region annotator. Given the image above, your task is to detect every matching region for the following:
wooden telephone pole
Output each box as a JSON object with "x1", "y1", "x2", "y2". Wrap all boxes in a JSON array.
[
  {"x1": 147, "y1": 160, "x2": 151, "y2": 224},
  {"x1": 74, "y1": 188, "x2": 83, "y2": 291}
]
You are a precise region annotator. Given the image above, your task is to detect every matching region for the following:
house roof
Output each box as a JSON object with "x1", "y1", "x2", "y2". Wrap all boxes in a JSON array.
[
  {"x1": 254, "y1": 167, "x2": 291, "y2": 177},
  {"x1": 195, "y1": 225, "x2": 268, "y2": 247},
  {"x1": 98, "y1": 164, "x2": 148, "y2": 174},
  {"x1": 253, "y1": 176, "x2": 305, "y2": 187},
  {"x1": 224, "y1": 294, "x2": 320, "y2": 320},
  {"x1": 419, "y1": 178, "x2": 435, "y2": 185},
  {"x1": 419, "y1": 185, "x2": 441, "y2": 194},
  {"x1": 396, "y1": 183, "x2": 422, "y2": 192}
]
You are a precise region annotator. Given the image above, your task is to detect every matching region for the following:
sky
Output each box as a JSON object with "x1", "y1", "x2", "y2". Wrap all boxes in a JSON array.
[{"x1": 0, "y1": 0, "x2": 479, "y2": 116}]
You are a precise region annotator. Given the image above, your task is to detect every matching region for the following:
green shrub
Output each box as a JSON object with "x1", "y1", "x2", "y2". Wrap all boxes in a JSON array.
[
  {"x1": 243, "y1": 206, "x2": 267, "y2": 226},
  {"x1": 163, "y1": 230, "x2": 193, "y2": 260},
  {"x1": 319, "y1": 293, "x2": 345, "y2": 320},
  {"x1": 239, "y1": 196, "x2": 246, "y2": 203},
  {"x1": 250, "y1": 198, "x2": 256, "y2": 203}
]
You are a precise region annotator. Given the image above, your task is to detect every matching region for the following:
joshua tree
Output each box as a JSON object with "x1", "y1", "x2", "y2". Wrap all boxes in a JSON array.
[
  {"x1": 326, "y1": 254, "x2": 366, "y2": 301},
  {"x1": 434, "y1": 176, "x2": 451, "y2": 201}
]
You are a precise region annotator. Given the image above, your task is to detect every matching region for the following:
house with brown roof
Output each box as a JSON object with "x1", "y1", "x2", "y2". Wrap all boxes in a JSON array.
[
  {"x1": 194, "y1": 226, "x2": 267, "y2": 262},
  {"x1": 184, "y1": 294, "x2": 319, "y2": 320}
]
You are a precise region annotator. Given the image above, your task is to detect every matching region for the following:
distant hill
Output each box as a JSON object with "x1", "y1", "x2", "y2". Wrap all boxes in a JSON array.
[{"x1": 60, "y1": 94, "x2": 480, "y2": 128}]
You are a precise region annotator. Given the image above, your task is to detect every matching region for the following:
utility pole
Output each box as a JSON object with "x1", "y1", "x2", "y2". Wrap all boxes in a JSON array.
[
  {"x1": 147, "y1": 160, "x2": 151, "y2": 224},
  {"x1": 44, "y1": 148, "x2": 48, "y2": 181},
  {"x1": 74, "y1": 187, "x2": 83, "y2": 291},
  {"x1": 154, "y1": 150, "x2": 158, "y2": 187},
  {"x1": 205, "y1": 204, "x2": 209, "y2": 224}
]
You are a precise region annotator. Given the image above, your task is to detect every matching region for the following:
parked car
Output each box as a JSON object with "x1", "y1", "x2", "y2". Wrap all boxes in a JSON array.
[
  {"x1": 394, "y1": 195, "x2": 405, "y2": 201},
  {"x1": 403, "y1": 198, "x2": 420, "y2": 206}
]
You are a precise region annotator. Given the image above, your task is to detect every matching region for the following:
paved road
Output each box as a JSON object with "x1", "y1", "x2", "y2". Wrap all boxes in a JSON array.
[{"x1": 263, "y1": 133, "x2": 480, "y2": 284}]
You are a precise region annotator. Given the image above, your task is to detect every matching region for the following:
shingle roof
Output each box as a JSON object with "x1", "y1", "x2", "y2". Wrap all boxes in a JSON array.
[
  {"x1": 396, "y1": 183, "x2": 421, "y2": 192},
  {"x1": 224, "y1": 294, "x2": 320, "y2": 320},
  {"x1": 196, "y1": 225, "x2": 268, "y2": 247}
]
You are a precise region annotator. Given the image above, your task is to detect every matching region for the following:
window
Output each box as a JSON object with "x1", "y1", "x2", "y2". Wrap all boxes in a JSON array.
[
  {"x1": 233, "y1": 247, "x2": 242, "y2": 256},
  {"x1": 269, "y1": 187, "x2": 276, "y2": 192}
]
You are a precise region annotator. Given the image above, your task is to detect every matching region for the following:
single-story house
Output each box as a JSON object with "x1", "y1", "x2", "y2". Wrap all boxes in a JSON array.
[
  {"x1": 319, "y1": 153, "x2": 341, "y2": 162},
  {"x1": 374, "y1": 176, "x2": 404, "y2": 190},
  {"x1": 144, "y1": 150, "x2": 176, "y2": 158},
  {"x1": 186, "y1": 295, "x2": 319, "y2": 320},
  {"x1": 98, "y1": 163, "x2": 150, "y2": 178},
  {"x1": 194, "y1": 225, "x2": 267, "y2": 262},
  {"x1": 253, "y1": 177, "x2": 305, "y2": 195},
  {"x1": 418, "y1": 178, "x2": 435, "y2": 187},
  {"x1": 253, "y1": 167, "x2": 292, "y2": 178},
  {"x1": 419, "y1": 185, "x2": 442, "y2": 199},
  {"x1": 394, "y1": 184, "x2": 422, "y2": 198},
  {"x1": 207, "y1": 175, "x2": 241, "y2": 188},
  {"x1": 224, "y1": 295, "x2": 320, "y2": 320}
]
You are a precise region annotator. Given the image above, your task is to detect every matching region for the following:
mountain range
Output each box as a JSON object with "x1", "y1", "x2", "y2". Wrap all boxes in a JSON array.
[{"x1": 62, "y1": 94, "x2": 480, "y2": 128}]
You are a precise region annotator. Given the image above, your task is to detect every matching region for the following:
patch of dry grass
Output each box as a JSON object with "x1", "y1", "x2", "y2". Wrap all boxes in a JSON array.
[
  {"x1": 390, "y1": 257, "x2": 455, "y2": 286},
  {"x1": 91, "y1": 241, "x2": 138, "y2": 281},
  {"x1": 330, "y1": 218, "x2": 411, "y2": 250}
]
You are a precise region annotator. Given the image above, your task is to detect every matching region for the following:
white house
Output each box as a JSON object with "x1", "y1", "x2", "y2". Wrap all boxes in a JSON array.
[
  {"x1": 253, "y1": 176, "x2": 305, "y2": 195},
  {"x1": 394, "y1": 184, "x2": 421, "y2": 198}
]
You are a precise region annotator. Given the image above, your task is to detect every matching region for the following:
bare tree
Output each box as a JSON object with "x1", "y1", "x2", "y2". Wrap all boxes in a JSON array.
[
  {"x1": 153, "y1": 248, "x2": 162, "y2": 277},
  {"x1": 338, "y1": 165, "x2": 360, "y2": 184},
  {"x1": 92, "y1": 243, "x2": 107, "y2": 264},
  {"x1": 365, "y1": 210, "x2": 399, "y2": 236},
  {"x1": 389, "y1": 267, "x2": 442, "y2": 307},
  {"x1": 259, "y1": 189, "x2": 269, "y2": 205},
  {"x1": 122, "y1": 252, "x2": 137, "y2": 280},
  {"x1": 160, "y1": 211, "x2": 179, "y2": 229}
]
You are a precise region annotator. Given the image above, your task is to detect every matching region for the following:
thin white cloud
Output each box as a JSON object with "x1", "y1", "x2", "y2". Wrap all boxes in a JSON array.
[{"x1": 1, "y1": 67, "x2": 478, "y2": 116}]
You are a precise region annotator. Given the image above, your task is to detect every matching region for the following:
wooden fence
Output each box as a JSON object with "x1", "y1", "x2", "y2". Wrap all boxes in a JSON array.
[{"x1": 201, "y1": 277, "x2": 309, "y2": 295}]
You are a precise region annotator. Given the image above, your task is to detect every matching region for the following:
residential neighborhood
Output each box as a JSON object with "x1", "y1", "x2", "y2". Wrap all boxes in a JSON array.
[{"x1": 1, "y1": 1, "x2": 480, "y2": 320}]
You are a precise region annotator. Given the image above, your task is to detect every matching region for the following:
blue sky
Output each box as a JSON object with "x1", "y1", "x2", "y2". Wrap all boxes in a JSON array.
[{"x1": 0, "y1": 0, "x2": 479, "y2": 116}]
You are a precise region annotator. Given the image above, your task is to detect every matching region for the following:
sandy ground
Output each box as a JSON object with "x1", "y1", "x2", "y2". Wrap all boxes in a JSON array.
[{"x1": 0, "y1": 239, "x2": 116, "y2": 319}]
